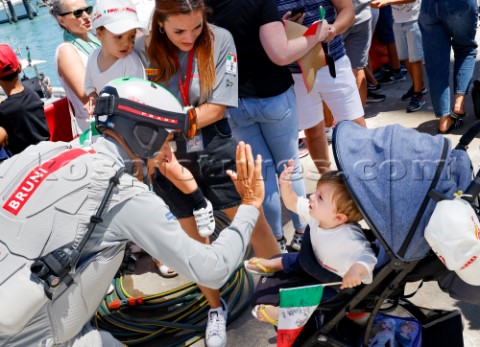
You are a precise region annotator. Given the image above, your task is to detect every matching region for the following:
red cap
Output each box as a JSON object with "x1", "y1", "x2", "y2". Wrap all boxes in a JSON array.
[{"x1": 0, "y1": 44, "x2": 20, "y2": 79}]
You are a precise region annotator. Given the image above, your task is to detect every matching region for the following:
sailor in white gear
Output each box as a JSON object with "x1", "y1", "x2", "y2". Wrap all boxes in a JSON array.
[{"x1": 0, "y1": 78, "x2": 264, "y2": 347}]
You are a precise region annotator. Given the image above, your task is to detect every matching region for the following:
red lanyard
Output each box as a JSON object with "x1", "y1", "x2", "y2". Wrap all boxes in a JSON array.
[{"x1": 176, "y1": 49, "x2": 195, "y2": 107}]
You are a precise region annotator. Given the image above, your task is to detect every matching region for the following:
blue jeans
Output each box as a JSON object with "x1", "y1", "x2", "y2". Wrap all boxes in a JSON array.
[
  {"x1": 419, "y1": 0, "x2": 478, "y2": 118},
  {"x1": 227, "y1": 86, "x2": 307, "y2": 238}
]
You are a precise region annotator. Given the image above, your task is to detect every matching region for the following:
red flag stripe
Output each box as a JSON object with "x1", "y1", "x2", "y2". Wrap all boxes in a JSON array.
[{"x1": 277, "y1": 326, "x2": 304, "y2": 347}]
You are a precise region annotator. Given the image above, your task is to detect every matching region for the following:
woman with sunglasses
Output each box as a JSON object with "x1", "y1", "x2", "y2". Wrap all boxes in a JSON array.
[
  {"x1": 50, "y1": 0, "x2": 98, "y2": 133},
  {"x1": 135, "y1": 0, "x2": 281, "y2": 346}
]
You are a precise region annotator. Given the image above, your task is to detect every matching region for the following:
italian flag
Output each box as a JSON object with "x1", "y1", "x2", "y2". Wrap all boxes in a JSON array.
[
  {"x1": 277, "y1": 284, "x2": 326, "y2": 347},
  {"x1": 75, "y1": 120, "x2": 100, "y2": 147}
]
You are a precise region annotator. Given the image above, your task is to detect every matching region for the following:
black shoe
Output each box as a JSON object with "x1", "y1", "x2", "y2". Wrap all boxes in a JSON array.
[
  {"x1": 367, "y1": 83, "x2": 382, "y2": 93},
  {"x1": 378, "y1": 70, "x2": 406, "y2": 84},
  {"x1": 366, "y1": 90, "x2": 386, "y2": 103},
  {"x1": 406, "y1": 94, "x2": 426, "y2": 113},
  {"x1": 401, "y1": 85, "x2": 428, "y2": 101}
]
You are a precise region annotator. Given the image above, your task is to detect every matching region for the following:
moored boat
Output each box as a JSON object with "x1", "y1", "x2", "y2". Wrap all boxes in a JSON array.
[{"x1": 0, "y1": 0, "x2": 38, "y2": 24}]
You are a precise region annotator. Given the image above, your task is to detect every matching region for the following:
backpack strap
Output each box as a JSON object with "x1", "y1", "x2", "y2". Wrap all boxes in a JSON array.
[{"x1": 31, "y1": 168, "x2": 124, "y2": 299}]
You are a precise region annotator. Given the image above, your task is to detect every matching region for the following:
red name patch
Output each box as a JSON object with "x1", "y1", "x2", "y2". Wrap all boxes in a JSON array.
[{"x1": 3, "y1": 148, "x2": 93, "y2": 216}]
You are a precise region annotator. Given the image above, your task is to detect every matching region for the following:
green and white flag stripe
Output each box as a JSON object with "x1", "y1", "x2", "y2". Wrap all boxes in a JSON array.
[
  {"x1": 77, "y1": 120, "x2": 100, "y2": 147},
  {"x1": 279, "y1": 284, "x2": 325, "y2": 308},
  {"x1": 277, "y1": 282, "x2": 341, "y2": 347}
]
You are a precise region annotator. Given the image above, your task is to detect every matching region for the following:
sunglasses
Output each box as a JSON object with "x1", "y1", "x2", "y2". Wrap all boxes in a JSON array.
[{"x1": 59, "y1": 5, "x2": 92, "y2": 18}]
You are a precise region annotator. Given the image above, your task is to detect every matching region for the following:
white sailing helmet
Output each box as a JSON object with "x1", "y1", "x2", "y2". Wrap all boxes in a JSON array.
[{"x1": 94, "y1": 77, "x2": 195, "y2": 158}]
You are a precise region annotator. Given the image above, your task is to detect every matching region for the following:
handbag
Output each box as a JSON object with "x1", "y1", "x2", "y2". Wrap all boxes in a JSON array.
[
  {"x1": 401, "y1": 301, "x2": 464, "y2": 347},
  {"x1": 364, "y1": 312, "x2": 422, "y2": 347}
]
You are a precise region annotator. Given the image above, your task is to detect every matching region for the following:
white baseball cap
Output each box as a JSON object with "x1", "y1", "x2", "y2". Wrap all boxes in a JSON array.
[
  {"x1": 92, "y1": 0, "x2": 144, "y2": 35},
  {"x1": 425, "y1": 198, "x2": 480, "y2": 286}
]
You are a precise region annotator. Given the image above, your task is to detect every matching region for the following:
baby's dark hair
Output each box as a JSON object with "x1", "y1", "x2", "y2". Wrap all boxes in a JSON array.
[{"x1": 317, "y1": 171, "x2": 363, "y2": 223}]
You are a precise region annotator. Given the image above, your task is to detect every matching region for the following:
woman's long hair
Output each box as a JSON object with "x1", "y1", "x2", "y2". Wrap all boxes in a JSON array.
[{"x1": 148, "y1": 0, "x2": 215, "y2": 103}]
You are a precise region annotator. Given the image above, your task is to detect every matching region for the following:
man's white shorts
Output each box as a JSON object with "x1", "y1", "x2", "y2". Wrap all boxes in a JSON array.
[{"x1": 293, "y1": 55, "x2": 364, "y2": 131}]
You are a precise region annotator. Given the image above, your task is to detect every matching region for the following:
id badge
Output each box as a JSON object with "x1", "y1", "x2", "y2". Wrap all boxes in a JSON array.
[{"x1": 186, "y1": 133, "x2": 204, "y2": 153}]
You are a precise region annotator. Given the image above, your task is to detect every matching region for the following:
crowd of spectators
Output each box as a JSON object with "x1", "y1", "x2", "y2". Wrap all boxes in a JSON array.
[{"x1": 0, "y1": 0, "x2": 477, "y2": 346}]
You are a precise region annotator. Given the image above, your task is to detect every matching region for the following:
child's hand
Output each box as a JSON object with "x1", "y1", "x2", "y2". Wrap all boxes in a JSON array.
[
  {"x1": 340, "y1": 263, "x2": 367, "y2": 289},
  {"x1": 370, "y1": 0, "x2": 388, "y2": 9},
  {"x1": 279, "y1": 160, "x2": 295, "y2": 188},
  {"x1": 83, "y1": 93, "x2": 96, "y2": 117}
]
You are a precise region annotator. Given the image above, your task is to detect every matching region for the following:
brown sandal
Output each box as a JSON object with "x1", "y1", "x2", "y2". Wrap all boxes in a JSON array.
[
  {"x1": 438, "y1": 111, "x2": 465, "y2": 134},
  {"x1": 438, "y1": 115, "x2": 455, "y2": 134}
]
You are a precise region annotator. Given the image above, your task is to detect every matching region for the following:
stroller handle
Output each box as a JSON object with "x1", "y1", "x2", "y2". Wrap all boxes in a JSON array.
[
  {"x1": 454, "y1": 120, "x2": 480, "y2": 203},
  {"x1": 455, "y1": 120, "x2": 480, "y2": 150}
]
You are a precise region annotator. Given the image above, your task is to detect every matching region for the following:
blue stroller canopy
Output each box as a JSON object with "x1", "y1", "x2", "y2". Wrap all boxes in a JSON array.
[{"x1": 333, "y1": 122, "x2": 472, "y2": 261}]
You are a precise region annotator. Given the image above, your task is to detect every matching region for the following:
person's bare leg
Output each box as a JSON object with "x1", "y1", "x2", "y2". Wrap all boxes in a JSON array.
[
  {"x1": 224, "y1": 206, "x2": 280, "y2": 259},
  {"x1": 405, "y1": 60, "x2": 424, "y2": 93},
  {"x1": 304, "y1": 121, "x2": 331, "y2": 174},
  {"x1": 365, "y1": 60, "x2": 380, "y2": 86},
  {"x1": 453, "y1": 94, "x2": 466, "y2": 115},
  {"x1": 353, "y1": 116, "x2": 367, "y2": 127},
  {"x1": 352, "y1": 67, "x2": 368, "y2": 107},
  {"x1": 386, "y1": 42, "x2": 401, "y2": 70},
  {"x1": 178, "y1": 217, "x2": 222, "y2": 308},
  {"x1": 323, "y1": 101, "x2": 334, "y2": 128}
]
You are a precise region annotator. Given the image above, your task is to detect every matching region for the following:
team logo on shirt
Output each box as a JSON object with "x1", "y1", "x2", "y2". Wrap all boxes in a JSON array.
[
  {"x1": 225, "y1": 52, "x2": 237, "y2": 76},
  {"x1": 3, "y1": 148, "x2": 94, "y2": 216}
]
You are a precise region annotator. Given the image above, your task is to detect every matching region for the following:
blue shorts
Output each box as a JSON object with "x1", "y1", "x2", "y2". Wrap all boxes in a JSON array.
[
  {"x1": 151, "y1": 118, "x2": 241, "y2": 218},
  {"x1": 375, "y1": 6, "x2": 395, "y2": 45},
  {"x1": 393, "y1": 20, "x2": 424, "y2": 62}
]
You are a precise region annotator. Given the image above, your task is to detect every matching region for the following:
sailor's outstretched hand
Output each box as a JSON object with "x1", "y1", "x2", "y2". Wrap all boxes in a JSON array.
[{"x1": 227, "y1": 141, "x2": 264, "y2": 209}]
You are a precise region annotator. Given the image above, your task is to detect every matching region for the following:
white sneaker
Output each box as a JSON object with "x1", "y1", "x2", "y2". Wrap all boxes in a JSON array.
[
  {"x1": 205, "y1": 298, "x2": 228, "y2": 347},
  {"x1": 193, "y1": 199, "x2": 215, "y2": 237},
  {"x1": 277, "y1": 236, "x2": 288, "y2": 254},
  {"x1": 290, "y1": 232, "x2": 303, "y2": 251}
]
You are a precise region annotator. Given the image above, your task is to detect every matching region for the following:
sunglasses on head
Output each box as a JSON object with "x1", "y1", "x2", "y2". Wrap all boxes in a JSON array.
[{"x1": 59, "y1": 5, "x2": 92, "y2": 18}]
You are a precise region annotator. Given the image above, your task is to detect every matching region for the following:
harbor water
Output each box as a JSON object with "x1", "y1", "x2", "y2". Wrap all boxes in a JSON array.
[{"x1": 0, "y1": 2, "x2": 93, "y2": 87}]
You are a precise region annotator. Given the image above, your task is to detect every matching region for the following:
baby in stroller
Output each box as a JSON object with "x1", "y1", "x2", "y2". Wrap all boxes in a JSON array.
[
  {"x1": 245, "y1": 162, "x2": 377, "y2": 325},
  {"x1": 245, "y1": 121, "x2": 480, "y2": 346}
]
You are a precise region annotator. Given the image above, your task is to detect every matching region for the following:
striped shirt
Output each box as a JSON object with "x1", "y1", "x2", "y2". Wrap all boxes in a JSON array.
[{"x1": 276, "y1": 0, "x2": 346, "y2": 73}]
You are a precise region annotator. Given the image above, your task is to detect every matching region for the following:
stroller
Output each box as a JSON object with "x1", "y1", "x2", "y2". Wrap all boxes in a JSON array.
[{"x1": 253, "y1": 121, "x2": 480, "y2": 346}]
